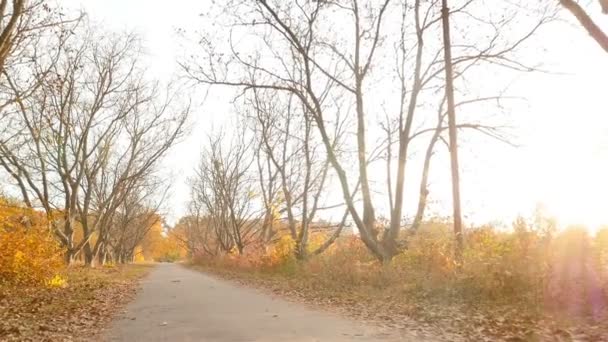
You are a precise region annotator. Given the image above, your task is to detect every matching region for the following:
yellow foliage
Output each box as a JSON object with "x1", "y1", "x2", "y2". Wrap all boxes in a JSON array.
[
  {"x1": 139, "y1": 219, "x2": 187, "y2": 262},
  {"x1": 267, "y1": 234, "x2": 296, "y2": 265},
  {"x1": 396, "y1": 221, "x2": 455, "y2": 277},
  {"x1": 307, "y1": 232, "x2": 329, "y2": 253},
  {"x1": 46, "y1": 274, "x2": 67, "y2": 288},
  {"x1": 133, "y1": 246, "x2": 145, "y2": 262},
  {"x1": 594, "y1": 227, "x2": 608, "y2": 269},
  {"x1": 140, "y1": 218, "x2": 163, "y2": 261},
  {"x1": 0, "y1": 198, "x2": 64, "y2": 286}
]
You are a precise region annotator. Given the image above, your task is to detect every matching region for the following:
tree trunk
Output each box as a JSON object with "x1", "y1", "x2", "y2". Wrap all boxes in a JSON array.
[
  {"x1": 83, "y1": 242, "x2": 95, "y2": 267},
  {"x1": 559, "y1": 0, "x2": 608, "y2": 53},
  {"x1": 441, "y1": 0, "x2": 464, "y2": 261},
  {"x1": 65, "y1": 249, "x2": 75, "y2": 265},
  {"x1": 98, "y1": 247, "x2": 106, "y2": 266},
  {"x1": 262, "y1": 209, "x2": 275, "y2": 244},
  {"x1": 62, "y1": 217, "x2": 76, "y2": 265},
  {"x1": 295, "y1": 239, "x2": 308, "y2": 261}
]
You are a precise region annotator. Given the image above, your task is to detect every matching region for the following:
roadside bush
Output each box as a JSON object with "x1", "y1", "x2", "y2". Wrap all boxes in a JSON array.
[
  {"x1": 265, "y1": 234, "x2": 296, "y2": 268},
  {"x1": 396, "y1": 222, "x2": 455, "y2": 281},
  {"x1": 307, "y1": 236, "x2": 378, "y2": 288},
  {"x1": 0, "y1": 199, "x2": 64, "y2": 286},
  {"x1": 459, "y1": 225, "x2": 545, "y2": 300}
]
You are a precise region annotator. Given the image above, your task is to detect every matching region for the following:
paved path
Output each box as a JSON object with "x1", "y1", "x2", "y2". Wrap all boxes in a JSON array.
[{"x1": 105, "y1": 263, "x2": 409, "y2": 342}]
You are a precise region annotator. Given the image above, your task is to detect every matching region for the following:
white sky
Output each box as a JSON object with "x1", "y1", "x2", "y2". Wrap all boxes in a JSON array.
[{"x1": 60, "y1": 0, "x2": 608, "y2": 230}]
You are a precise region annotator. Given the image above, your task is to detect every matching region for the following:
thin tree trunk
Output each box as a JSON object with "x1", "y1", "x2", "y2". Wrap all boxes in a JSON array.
[
  {"x1": 441, "y1": 0, "x2": 464, "y2": 261},
  {"x1": 385, "y1": 0, "x2": 424, "y2": 259},
  {"x1": 64, "y1": 225, "x2": 75, "y2": 265}
]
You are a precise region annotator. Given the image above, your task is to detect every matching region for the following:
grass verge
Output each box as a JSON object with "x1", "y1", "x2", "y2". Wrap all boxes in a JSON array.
[{"x1": 189, "y1": 261, "x2": 608, "y2": 341}]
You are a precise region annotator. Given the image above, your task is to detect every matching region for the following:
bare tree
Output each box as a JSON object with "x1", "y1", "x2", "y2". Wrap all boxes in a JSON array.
[
  {"x1": 108, "y1": 196, "x2": 163, "y2": 264},
  {"x1": 182, "y1": 0, "x2": 551, "y2": 262},
  {"x1": 191, "y1": 131, "x2": 262, "y2": 255},
  {"x1": 254, "y1": 141, "x2": 280, "y2": 245},
  {"x1": 0, "y1": 19, "x2": 188, "y2": 264},
  {"x1": 172, "y1": 211, "x2": 212, "y2": 257},
  {"x1": 0, "y1": 2, "x2": 80, "y2": 205},
  {"x1": 246, "y1": 88, "x2": 351, "y2": 259}
]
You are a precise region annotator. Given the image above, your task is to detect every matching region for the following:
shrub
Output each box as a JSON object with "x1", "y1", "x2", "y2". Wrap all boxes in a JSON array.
[
  {"x1": 396, "y1": 222, "x2": 455, "y2": 280},
  {"x1": 309, "y1": 236, "x2": 378, "y2": 287},
  {"x1": 460, "y1": 226, "x2": 541, "y2": 300},
  {"x1": 0, "y1": 200, "x2": 64, "y2": 286},
  {"x1": 266, "y1": 234, "x2": 296, "y2": 267}
]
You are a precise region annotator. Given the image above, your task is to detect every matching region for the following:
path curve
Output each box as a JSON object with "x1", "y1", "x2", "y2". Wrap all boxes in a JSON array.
[{"x1": 105, "y1": 263, "x2": 412, "y2": 342}]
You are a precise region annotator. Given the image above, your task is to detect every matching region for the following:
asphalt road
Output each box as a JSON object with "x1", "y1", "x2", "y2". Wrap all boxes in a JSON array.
[{"x1": 105, "y1": 263, "x2": 409, "y2": 342}]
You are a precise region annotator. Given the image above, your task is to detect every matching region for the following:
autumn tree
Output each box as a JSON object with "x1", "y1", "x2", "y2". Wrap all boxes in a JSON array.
[
  {"x1": 171, "y1": 214, "x2": 203, "y2": 257},
  {"x1": 191, "y1": 131, "x2": 262, "y2": 255},
  {"x1": 178, "y1": 202, "x2": 221, "y2": 257},
  {"x1": 0, "y1": 17, "x2": 188, "y2": 264},
  {"x1": 110, "y1": 210, "x2": 163, "y2": 263},
  {"x1": 139, "y1": 217, "x2": 187, "y2": 263},
  {"x1": 246, "y1": 89, "x2": 355, "y2": 259}
]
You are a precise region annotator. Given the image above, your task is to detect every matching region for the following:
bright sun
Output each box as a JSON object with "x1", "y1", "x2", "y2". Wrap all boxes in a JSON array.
[{"x1": 539, "y1": 158, "x2": 608, "y2": 234}]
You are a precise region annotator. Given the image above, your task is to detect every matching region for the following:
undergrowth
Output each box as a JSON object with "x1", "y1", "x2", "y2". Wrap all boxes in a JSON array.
[{"x1": 194, "y1": 220, "x2": 608, "y2": 317}]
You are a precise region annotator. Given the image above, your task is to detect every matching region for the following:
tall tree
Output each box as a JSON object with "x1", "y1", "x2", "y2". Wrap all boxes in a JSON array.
[{"x1": 440, "y1": 0, "x2": 464, "y2": 260}]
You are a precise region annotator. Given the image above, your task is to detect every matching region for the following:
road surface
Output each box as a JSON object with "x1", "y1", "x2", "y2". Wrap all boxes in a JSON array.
[{"x1": 105, "y1": 263, "x2": 410, "y2": 342}]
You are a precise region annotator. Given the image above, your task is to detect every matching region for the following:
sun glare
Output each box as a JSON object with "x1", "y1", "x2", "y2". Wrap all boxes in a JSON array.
[{"x1": 540, "y1": 160, "x2": 608, "y2": 234}]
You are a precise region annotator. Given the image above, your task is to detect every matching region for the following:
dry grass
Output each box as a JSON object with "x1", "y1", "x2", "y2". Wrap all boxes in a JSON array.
[{"x1": 191, "y1": 224, "x2": 608, "y2": 340}]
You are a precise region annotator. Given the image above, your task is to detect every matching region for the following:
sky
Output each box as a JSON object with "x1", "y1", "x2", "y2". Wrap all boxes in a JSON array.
[{"x1": 60, "y1": 0, "x2": 608, "y2": 230}]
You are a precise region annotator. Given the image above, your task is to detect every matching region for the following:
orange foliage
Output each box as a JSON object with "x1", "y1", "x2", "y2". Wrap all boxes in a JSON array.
[
  {"x1": 194, "y1": 230, "x2": 342, "y2": 275},
  {"x1": 139, "y1": 220, "x2": 187, "y2": 262}
]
